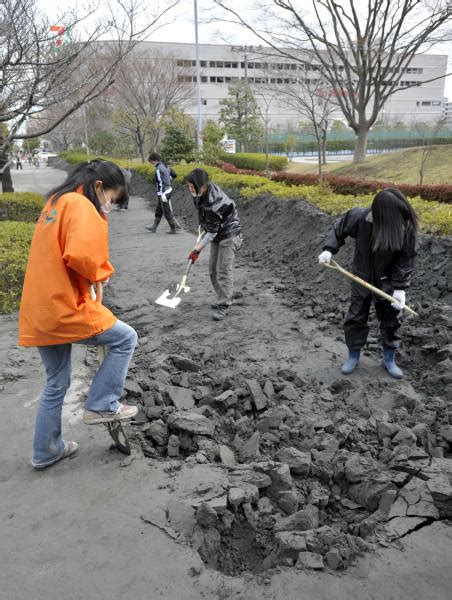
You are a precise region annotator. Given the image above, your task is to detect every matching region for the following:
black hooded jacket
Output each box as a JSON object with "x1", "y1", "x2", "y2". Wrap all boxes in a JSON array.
[
  {"x1": 194, "y1": 183, "x2": 241, "y2": 242},
  {"x1": 323, "y1": 207, "x2": 416, "y2": 291}
]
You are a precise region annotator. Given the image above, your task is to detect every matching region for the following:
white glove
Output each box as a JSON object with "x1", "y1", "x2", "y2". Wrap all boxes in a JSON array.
[
  {"x1": 160, "y1": 193, "x2": 167, "y2": 203},
  {"x1": 318, "y1": 250, "x2": 333, "y2": 265},
  {"x1": 391, "y1": 290, "x2": 406, "y2": 311}
]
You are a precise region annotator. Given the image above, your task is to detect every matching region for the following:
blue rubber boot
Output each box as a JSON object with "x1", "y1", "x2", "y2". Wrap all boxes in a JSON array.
[
  {"x1": 382, "y1": 347, "x2": 403, "y2": 379},
  {"x1": 341, "y1": 350, "x2": 360, "y2": 375}
]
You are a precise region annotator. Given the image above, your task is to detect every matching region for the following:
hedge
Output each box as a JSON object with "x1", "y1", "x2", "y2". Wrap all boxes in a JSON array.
[
  {"x1": 0, "y1": 221, "x2": 35, "y2": 313},
  {"x1": 218, "y1": 152, "x2": 288, "y2": 171},
  {"x1": 271, "y1": 172, "x2": 452, "y2": 204},
  {"x1": 58, "y1": 153, "x2": 452, "y2": 236},
  {"x1": 0, "y1": 192, "x2": 44, "y2": 221}
]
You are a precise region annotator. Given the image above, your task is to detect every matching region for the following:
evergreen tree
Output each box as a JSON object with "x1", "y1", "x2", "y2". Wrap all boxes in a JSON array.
[
  {"x1": 219, "y1": 81, "x2": 263, "y2": 152},
  {"x1": 160, "y1": 125, "x2": 195, "y2": 162},
  {"x1": 201, "y1": 120, "x2": 224, "y2": 165}
]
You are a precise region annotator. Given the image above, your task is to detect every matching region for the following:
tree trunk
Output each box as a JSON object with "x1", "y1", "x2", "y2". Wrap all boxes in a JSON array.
[
  {"x1": 322, "y1": 129, "x2": 327, "y2": 166},
  {"x1": 0, "y1": 151, "x2": 14, "y2": 192},
  {"x1": 265, "y1": 120, "x2": 269, "y2": 176},
  {"x1": 317, "y1": 139, "x2": 323, "y2": 185},
  {"x1": 353, "y1": 125, "x2": 368, "y2": 163}
]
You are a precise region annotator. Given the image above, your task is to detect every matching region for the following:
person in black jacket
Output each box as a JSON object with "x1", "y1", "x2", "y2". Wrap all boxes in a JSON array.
[
  {"x1": 185, "y1": 168, "x2": 242, "y2": 321},
  {"x1": 318, "y1": 188, "x2": 418, "y2": 379},
  {"x1": 146, "y1": 152, "x2": 179, "y2": 233}
]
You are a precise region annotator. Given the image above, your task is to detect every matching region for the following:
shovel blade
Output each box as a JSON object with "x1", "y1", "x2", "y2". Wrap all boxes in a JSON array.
[{"x1": 155, "y1": 289, "x2": 182, "y2": 308}]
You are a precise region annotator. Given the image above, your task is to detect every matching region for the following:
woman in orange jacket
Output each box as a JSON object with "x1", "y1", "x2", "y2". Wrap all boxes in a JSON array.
[{"x1": 19, "y1": 159, "x2": 138, "y2": 470}]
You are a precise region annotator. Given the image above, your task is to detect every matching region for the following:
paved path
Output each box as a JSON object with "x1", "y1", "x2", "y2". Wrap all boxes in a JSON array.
[{"x1": 1, "y1": 167, "x2": 451, "y2": 600}]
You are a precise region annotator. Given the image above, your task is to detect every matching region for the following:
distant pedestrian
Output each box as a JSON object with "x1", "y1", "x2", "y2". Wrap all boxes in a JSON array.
[
  {"x1": 318, "y1": 188, "x2": 418, "y2": 379},
  {"x1": 185, "y1": 168, "x2": 242, "y2": 321},
  {"x1": 19, "y1": 159, "x2": 138, "y2": 470},
  {"x1": 16, "y1": 152, "x2": 23, "y2": 170},
  {"x1": 145, "y1": 152, "x2": 179, "y2": 234}
]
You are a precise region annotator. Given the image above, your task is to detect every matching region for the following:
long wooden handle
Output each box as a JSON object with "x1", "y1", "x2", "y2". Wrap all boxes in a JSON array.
[{"x1": 323, "y1": 260, "x2": 418, "y2": 316}]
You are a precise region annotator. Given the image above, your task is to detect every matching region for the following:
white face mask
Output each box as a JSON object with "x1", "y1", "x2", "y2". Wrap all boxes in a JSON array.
[{"x1": 100, "y1": 187, "x2": 113, "y2": 214}]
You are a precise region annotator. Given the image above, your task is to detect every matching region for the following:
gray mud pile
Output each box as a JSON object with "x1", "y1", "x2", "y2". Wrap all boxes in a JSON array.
[
  {"x1": 118, "y1": 178, "x2": 452, "y2": 574},
  {"x1": 118, "y1": 175, "x2": 452, "y2": 576}
]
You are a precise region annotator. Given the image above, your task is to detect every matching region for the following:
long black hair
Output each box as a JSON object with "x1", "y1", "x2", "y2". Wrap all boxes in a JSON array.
[
  {"x1": 185, "y1": 168, "x2": 209, "y2": 195},
  {"x1": 371, "y1": 188, "x2": 419, "y2": 253},
  {"x1": 46, "y1": 159, "x2": 128, "y2": 214}
]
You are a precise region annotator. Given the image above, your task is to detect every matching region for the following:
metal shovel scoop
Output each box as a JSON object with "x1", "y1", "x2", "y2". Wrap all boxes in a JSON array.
[
  {"x1": 155, "y1": 227, "x2": 204, "y2": 309},
  {"x1": 155, "y1": 259, "x2": 193, "y2": 308}
]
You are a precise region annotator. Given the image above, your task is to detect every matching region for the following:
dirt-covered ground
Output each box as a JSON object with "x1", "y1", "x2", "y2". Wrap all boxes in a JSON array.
[{"x1": 1, "y1": 165, "x2": 451, "y2": 600}]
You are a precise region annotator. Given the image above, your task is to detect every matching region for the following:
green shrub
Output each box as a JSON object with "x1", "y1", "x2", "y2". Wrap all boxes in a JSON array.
[
  {"x1": 0, "y1": 221, "x2": 35, "y2": 313},
  {"x1": 59, "y1": 153, "x2": 452, "y2": 236},
  {"x1": 219, "y1": 152, "x2": 288, "y2": 171},
  {"x1": 0, "y1": 192, "x2": 44, "y2": 222}
]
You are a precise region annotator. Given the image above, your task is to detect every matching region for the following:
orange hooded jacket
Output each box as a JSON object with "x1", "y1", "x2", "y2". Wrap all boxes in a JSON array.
[{"x1": 18, "y1": 191, "x2": 117, "y2": 347}]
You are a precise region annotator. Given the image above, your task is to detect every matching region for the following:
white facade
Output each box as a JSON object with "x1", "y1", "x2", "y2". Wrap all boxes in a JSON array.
[
  {"x1": 443, "y1": 98, "x2": 452, "y2": 125},
  {"x1": 133, "y1": 41, "x2": 448, "y2": 129}
]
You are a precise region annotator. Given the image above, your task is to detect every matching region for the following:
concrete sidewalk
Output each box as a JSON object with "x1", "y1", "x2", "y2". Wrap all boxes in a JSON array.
[{"x1": 1, "y1": 168, "x2": 451, "y2": 600}]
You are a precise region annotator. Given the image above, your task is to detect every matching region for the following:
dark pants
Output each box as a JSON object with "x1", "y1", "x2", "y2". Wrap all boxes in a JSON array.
[
  {"x1": 344, "y1": 283, "x2": 402, "y2": 351},
  {"x1": 154, "y1": 193, "x2": 176, "y2": 227}
]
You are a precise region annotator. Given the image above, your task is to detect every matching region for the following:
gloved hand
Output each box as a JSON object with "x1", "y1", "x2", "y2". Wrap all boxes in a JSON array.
[
  {"x1": 188, "y1": 249, "x2": 200, "y2": 263},
  {"x1": 391, "y1": 290, "x2": 406, "y2": 310},
  {"x1": 161, "y1": 193, "x2": 168, "y2": 203},
  {"x1": 318, "y1": 250, "x2": 333, "y2": 264}
]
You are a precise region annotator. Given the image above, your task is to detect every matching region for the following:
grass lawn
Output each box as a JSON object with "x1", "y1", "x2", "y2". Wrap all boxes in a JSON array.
[{"x1": 283, "y1": 145, "x2": 452, "y2": 185}]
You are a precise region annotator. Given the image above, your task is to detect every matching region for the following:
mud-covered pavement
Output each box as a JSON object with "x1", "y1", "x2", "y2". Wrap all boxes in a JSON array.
[{"x1": 1, "y1": 166, "x2": 451, "y2": 600}]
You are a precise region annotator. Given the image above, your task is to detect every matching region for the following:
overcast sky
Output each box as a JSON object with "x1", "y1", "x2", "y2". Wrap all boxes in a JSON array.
[{"x1": 39, "y1": 0, "x2": 452, "y2": 98}]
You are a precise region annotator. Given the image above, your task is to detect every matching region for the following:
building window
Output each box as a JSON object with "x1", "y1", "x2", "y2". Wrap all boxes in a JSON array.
[
  {"x1": 432, "y1": 101, "x2": 441, "y2": 106},
  {"x1": 177, "y1": 59, "x2": 184, "y2": 67},
  {"x1": 224, "y1": 62, "x2": 231, "y2": 68},
  {"x1": 421, "y1": 101, "x2": 432, "y2": 106},
  {"x1": 201, "y1": 76, "x2": 208, "y2": 82},
  {"x1": 200, "y1": 60, "x2": 207, "y2": 67},
  {"x1": 231, "y1": 62, "x2": 238, "y2": 68},
  {"x1": 405, "y1": 67, "x2": 423, "y2": 74}
]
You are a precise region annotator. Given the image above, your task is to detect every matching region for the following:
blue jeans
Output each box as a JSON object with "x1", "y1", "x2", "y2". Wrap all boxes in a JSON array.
[{"x1": 32, "y1": 320, "x2": 138, "y2": 467}]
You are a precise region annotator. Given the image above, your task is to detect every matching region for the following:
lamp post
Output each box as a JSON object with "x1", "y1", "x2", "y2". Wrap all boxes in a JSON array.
[{"x1": 194, "y1": 0, "x2": 202, "y2": 148}]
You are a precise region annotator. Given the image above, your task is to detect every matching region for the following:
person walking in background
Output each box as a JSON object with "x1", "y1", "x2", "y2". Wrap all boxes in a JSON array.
[
  {"x1": 16, "y1": 152, "x2": 23, "y2": 170},
  {"x1": 185, "y1": 168, "x2": 242, "y2": 322},
  {"x1": 145, "y1": 152, "x2": 179, "y2": 234},
  {"x1": 19, "y1": 159, "x2": 138, "y2": 470},
  {"x1": 318, "y1": 188, "x2": 418, "y2": 379}
]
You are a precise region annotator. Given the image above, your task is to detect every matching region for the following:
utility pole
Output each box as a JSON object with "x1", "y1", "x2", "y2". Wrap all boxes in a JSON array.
[{"x1": 194, "y1": 0, "x2": 202, "y2": 148}]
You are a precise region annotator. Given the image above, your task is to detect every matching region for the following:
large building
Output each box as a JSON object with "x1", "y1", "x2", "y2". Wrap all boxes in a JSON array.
[{"x1": 134, "y1": 41, "x2": 448, "y2": 129}]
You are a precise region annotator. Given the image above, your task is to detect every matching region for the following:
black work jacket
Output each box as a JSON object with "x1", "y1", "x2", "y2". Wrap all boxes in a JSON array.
[
  {"x1": 194, "y1": 183, "x2": 241, "y2": 242},
  {"x1": 323, "y1": 207, "x2": 416, "y2": 291}
]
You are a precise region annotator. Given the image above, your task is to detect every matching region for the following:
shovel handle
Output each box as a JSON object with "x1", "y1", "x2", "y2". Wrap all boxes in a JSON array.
[{"x1": 322, "y1": 260, "x2": 418, "y2": 317}]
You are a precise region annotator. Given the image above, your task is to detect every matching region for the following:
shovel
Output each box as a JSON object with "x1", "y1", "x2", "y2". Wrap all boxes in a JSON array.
[
  {"x1": 322, "y1": 259, "x2": 418, "y2": 317},
  {"x1": 155, "y1": 227, "x2": 204, "y2": 309}
]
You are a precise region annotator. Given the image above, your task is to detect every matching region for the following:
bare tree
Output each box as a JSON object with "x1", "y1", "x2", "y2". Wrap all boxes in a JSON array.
[
  {"x1": 111, "y1": 49, "x2": 195, "y2": 161},
  {"x1": 258, "y1": 71, "x2": 337, "y2": 181},
  {"x1": 414, "y1": 117, "x2": 446, "y2": 184},
  {"x1": 253, "y1": 90, "x2": 279, "y2": 175},
  {"x1": 213, "y1": 0, "x2": 452, "y2": 163},
  {"x1": 0, "y1": 0, "x2": 179, "y2": 148}
]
